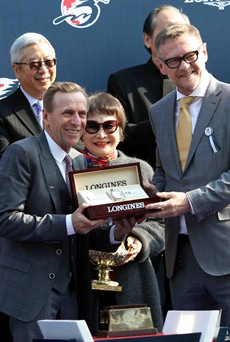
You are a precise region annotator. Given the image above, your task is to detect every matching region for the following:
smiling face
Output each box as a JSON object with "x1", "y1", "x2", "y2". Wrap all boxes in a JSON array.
[
  {"x1": 157, "y1": 33, "x2": 208, "y2": 95},
  {"x1": 82, "y1": 112, "x2": 121, "y2": 157},
  {"x1": 13, "y1": 42, "x2": 56, "y2": 99},
  {"x1": 44, "y1": 91, "x2": 87, "y2": 153}
]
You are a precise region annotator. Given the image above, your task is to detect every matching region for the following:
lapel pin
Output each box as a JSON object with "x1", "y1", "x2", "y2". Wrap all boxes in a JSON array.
[
  {"x1": 205, "y1": 127, "x2": 213, "y2": 136},
  {"x1": 205, "y1": 127, "x2": 217, "y2": 153}
]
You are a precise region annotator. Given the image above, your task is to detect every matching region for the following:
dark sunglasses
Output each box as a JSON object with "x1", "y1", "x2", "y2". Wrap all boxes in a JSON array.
[
  {"x1": 15, "y1": 58, "x2": 57, "y2": 70},
  {"x1": 85, "y1": 120, "x2": 119, "y2": 134}
]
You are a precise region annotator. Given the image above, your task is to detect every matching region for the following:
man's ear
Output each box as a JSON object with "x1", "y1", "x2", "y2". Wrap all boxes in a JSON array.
[
  {"x1": 155, "y1": 57, "x2": 167, "y2": 75},
  {"x1": 201, "y1": 42, "x2": 208, "y2": 63},
  {"x1": 43, "y1": 108, "x2": 48, "y2": 125},
  {"x1": 12, "y1": 64, "x2": 20, "y2": 78},
  {"x1": 143, "y1": 32, "x2": 151, "y2": 49}
]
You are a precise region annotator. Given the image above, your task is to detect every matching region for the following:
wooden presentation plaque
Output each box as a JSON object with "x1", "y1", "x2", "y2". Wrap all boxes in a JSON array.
[{"x1": 69, "y1": 163, "x2": 158, "y2": 220}]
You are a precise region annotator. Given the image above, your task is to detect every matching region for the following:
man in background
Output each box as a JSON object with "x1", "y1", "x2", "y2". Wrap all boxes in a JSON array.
[
  {"x1": 0, "y1": 32, "x2": 56, "y2": 157},
  {"x1": 107, "y1": 5, "x2": 190, "y2": 168},
  {"x1": 107, "y1": 5, "x2": 190, "y2": 318}
]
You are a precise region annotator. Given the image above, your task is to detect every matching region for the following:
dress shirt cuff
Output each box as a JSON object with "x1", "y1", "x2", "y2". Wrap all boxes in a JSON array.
[
  {"x1": 186, "y1": 193, "x2": 195, "y2": 214},
  {"x1": 66, "y1": 214, "x2": 75, "y2": 235},
  {"x1": 109, "y1": 225, "x2": 125, "y2": 244}
]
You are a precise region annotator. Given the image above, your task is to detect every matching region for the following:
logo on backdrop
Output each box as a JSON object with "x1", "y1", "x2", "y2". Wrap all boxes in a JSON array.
[
  {"x1": 53, "y1": 0, "x2": 110, "y2": 28},
  {"x1": 184, "y1": 0, "x2": 230, "y2": 10}
]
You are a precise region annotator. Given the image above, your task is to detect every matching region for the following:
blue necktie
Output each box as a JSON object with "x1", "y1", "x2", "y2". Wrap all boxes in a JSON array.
[{"x1": 33, "y1": 101, "x2": 43, "y2": 127}]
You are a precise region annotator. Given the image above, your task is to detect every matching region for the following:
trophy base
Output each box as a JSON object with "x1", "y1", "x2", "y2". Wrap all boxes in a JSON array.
[
  {"x1": 92, "y1": 280, "x2": 122, "y2": 292},
  {"x1": 97, "y1": 327, "x2": 158, "y2": 337},
  {"x1": 98, "y1": 304, "x2": 158, "y2": 337}
]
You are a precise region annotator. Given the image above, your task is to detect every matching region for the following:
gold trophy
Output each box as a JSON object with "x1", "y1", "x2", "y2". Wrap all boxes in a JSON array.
[
  {"x1": 89, "y1": 243, "x2": 131, "y2": 292},
  {"x1": 89, "y1": 244, "x2": 158, "y2": 337}
]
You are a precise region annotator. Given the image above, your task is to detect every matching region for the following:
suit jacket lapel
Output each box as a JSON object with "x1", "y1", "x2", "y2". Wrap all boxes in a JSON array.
[
  {"x1": 37, "y1": 132, "x2": 70, "y2": 212},
  {"x1": 164, "y1": 92, "x2": 182, "y2": 174},
  {"x1": 11, "y1": 88, "x2": 41, "y2": 135},
  {"x1": 185, "y1": 77, "x2": 221, "y2": 170}
]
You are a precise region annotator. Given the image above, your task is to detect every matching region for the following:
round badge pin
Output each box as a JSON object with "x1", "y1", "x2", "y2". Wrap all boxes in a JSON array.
[{"x1": 205, "y1": 127, "x2": 213, "y2": 136}]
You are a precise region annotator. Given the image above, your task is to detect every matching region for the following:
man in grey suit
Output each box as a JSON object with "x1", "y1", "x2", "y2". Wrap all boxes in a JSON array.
[
  {"x1": 0, "y1": 81, "x2": 138, "y2": 342},
  {"x1": 0, "y1": 32, "x2": 56, "y2": 157},
  {"x1": 145, "y1": 23, "x2": 230, "y2": 327}
]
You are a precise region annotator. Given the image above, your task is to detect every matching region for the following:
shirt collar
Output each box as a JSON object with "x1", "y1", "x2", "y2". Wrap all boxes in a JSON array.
[
  {"x1": 44, "y1": 131, "x2": 68, "y2": 163},
  {"x1": 20, "y1": 86, "x2": 43, "y2": 107}
]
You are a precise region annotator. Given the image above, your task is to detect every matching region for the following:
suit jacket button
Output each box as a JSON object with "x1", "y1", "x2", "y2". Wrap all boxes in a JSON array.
[
  {"x1": 177, "y1": 257, "x2": 185, "y2": 267},
  {"x1": 56, "y1": 249, "x2": 62, "y2": 255},
  {"x1": 68, "y1": 205, "x2": 73, "y2": 210},
  {"x1": 49, "y1": 273, "x2": 55, "y2": 279},
  {"x1": 68, "y1": 272, "x2": 72, "y2": 277}
]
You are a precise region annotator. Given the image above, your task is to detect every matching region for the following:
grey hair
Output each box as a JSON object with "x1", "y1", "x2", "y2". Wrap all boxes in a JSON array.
[{"x1": 10, "y1": 32, "x2": 56, "y2": 64}]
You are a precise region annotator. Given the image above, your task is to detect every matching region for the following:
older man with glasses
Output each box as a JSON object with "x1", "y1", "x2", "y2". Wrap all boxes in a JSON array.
[
  {"x1": 0, "y1": 31, "x2": 56, "y2": 341},
  {"x1": 0, "y1": 32, "x2": 56, "y2": 158}
]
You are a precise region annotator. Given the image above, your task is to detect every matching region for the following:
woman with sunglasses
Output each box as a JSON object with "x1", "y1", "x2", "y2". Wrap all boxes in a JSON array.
[{"x1": 81, "y1": 92, "x2": 165, "y2": 331}]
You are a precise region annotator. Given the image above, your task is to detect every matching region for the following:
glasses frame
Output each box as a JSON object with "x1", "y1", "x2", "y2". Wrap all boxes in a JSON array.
[
  {"x1": 162, "y1": 45, "x2": 204, "y2": 69},
  {"x1": 14, "y1": 58, "x2": 57, "y2": 70},
  {"x1": 85, "y1": 120, "x2": 119, "y2": 134}
]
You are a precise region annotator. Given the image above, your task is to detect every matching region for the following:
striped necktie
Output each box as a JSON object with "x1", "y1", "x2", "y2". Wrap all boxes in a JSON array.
[
  {"x1": 64, "y1": 155, "x2": 73, "y2": 193},
  {"x1": 33, "y1": 101, "x2": 43, "y2": 127}
]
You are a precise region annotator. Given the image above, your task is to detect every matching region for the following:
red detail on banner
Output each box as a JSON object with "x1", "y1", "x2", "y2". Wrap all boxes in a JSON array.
[{"x1": 63, "y1": 0, "x2": 75, "y2": 10}]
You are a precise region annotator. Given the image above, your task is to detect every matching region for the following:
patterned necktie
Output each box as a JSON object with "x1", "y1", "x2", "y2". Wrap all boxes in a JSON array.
[
  {"x1": 176, "y1": 96, "x2": 196, "y2": 171},
  {"x1": 33, "y1": 101, "x2": 43, "y2": 127},
  {"x1": 64, "y1": 155, "x2": 73, "y2": 193}
]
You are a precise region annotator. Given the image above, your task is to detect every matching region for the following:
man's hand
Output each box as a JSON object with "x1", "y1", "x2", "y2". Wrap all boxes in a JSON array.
[
  {"x1": 71, "y1": 203, "x2": 107, "y2": 234},
  {"x1": 145, "y1": 191, "x2": 191, "y2": 218},
  {"x1": 113, "y1": 216, "x2": 141, "y2": 241}
]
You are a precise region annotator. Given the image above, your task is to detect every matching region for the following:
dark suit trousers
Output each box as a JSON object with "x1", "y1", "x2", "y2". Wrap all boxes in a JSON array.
[
  {"x1": 170, "y1": 236, "x2": 230, "y2": 328},
  {"x1": 9, "y1": 279, "x2": 78, "y2": 342}
]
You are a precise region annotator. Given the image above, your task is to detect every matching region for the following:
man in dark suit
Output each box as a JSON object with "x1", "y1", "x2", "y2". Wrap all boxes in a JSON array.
[
  {"x1": 0, "y1": 32, "x2": 57, "y2": 341},
  {"x1": 107, "y1": 5, "x2": 190, "y2": 168},
  {"x1": 146, "y1": 23, "x2": 230, "y2": 328},
  {"x1": 0, "y1": 81, "x2": 138, "y2": 342},
  {"x1": 0, "y1": 32, "x2": 56, "y2": 157}
]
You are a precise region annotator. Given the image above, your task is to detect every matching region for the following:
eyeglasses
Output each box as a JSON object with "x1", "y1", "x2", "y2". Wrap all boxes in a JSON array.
[
  {"x1": 162, "y1": 46, "x2": 203, "y2": 69},
  {"x1": 15, "y1": 58, "x2": 57, "y2": 70},
  {"x1": 85, "y1": 120, "x2": 119, "y2": 134}
]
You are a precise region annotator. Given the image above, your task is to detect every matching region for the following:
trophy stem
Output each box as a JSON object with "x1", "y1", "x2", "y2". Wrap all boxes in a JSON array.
[
  {"x1": 92, "y1": 265, "x2": 120, "y2": 287},
  {"x1": 98, "y1": 265, "x2": 113, "y2": 283}
]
